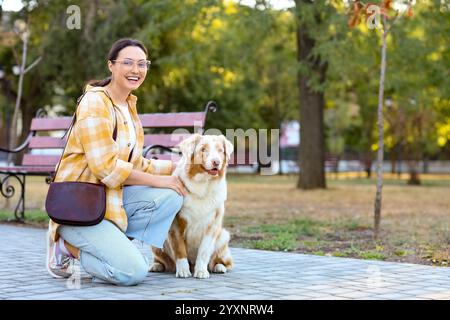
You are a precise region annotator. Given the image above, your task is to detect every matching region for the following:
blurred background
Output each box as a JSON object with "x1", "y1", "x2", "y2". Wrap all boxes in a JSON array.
[{"x1": 0, "y1": 0, "x2": 449, "y2": 266}]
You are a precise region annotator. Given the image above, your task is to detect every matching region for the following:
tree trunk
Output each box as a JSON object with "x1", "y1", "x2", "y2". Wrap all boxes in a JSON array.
[
  {"x1": 407, "y1": 161, "x2": 421, "y2": 185},
  {"x1": 390, "y1": 148, "x2": 397, "y2": 174},
  {"x1": 363, "y1": 151, "x2": 372, "y2": 179},
  {"x1": 374, "y1": 18, "x2": 388, "y2": 238},
  {"x1": 295, "y1": 0, "x2": 326, "y2": 190}
]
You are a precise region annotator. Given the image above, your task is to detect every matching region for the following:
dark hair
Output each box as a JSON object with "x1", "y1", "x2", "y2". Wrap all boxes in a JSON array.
[{"x1": 86, "y1": 38, "x2": 148, "y2": 88}]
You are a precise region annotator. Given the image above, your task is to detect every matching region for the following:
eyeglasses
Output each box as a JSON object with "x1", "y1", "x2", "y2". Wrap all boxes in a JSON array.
[{"x1": 111, "y1": 59, "x2": 151, "y2": 70}]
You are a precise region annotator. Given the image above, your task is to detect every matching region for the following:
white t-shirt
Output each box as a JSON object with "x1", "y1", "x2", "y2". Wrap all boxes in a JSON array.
[{"x1": 116, "y1": 103, "x2": 136, "y2": 150}]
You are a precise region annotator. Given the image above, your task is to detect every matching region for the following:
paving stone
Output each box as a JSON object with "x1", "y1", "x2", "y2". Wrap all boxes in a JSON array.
[
  {"x1": 335, "y1": 291, "x2": 375, "y2": 299},
  {"x1": 1, "y1": 224, "x2": 450, "y2": 300},
  {"x1": 372, "y1": 293, "x2": 415, "y2": 299}
]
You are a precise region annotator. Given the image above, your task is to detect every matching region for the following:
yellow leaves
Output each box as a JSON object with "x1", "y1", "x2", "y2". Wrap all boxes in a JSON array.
[
  {"x1": 191, "y1": 24, "x2": 206, "y2": 41},
  {"x1": 162, "y1": 68, "x2": 187, "y2": 87},
  {"x1": 371, "y1": 142, "x2": 378, "y2": 151},
  {"x1": 279, "y1": 10, "x2": 293, "y2": 21},
  {"x1": 201, "y1": 5, "x2": 221, "y2": 16},
  {"x1": 438, "y1": 137, "x2": 447, "y2": 147},
  {"x1": 210, "y1": 66, "x2": 238, "y2": 88},
  {"x1": 192, "y1": 6, "x2": 226, "y2": 42},
  {"x1": 210, "y1": 66, "x2": 225, "y2": 74},
  {"x1": 385, "y1": 135, "x2": 394, "y2": 149},
  {"x1": 328, "y1": 23, "x2": 337, "y2": 35},
  {"x1": 223, "y1": 70, "x2": 237, "y2": 86},
  {"x1": 211, "y1": 18, "x2": 224, "y2": 30},
  {"x1": 223, "y1": 0, "x2": 238, "y2": 15},
  {"x1": 357, "y1": 20, "x2": 370, "y2": 34},
  {"x1": 437, "y1": 120, "x2": 450, "y2": 147},
  {"x1": 427, "y1": 51, "x2": 441, "y2": 62},
  {"x1": 333, "y1": 0, "x2": 347, "y2": 13},
  {"x1": 410, "y1": 27, "x2": 424, "y2": 41}
]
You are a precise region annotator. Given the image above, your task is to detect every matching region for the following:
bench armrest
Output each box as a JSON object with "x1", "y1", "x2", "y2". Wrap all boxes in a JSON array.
[
  {"x1": 143, "y1": 145, "x2": 182, "y2": 157},
  {"x1": 0, "y1": 132, "x2": 34, "y2": 154}
]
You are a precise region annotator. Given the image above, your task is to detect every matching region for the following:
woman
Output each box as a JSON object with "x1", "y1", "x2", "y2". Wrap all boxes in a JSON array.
[{"x1": 46, "y1": 38, "x2": 188, "y2": 286}]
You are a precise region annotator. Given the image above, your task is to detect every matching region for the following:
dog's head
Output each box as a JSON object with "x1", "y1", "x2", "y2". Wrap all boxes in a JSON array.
[{"x1": 178, "y1": 134, "x2": 233, "y2": 179}]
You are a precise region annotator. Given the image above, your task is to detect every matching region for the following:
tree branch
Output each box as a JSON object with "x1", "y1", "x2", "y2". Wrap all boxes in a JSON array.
[{"x1": 23, "y1": 56, "x2": 42, "y2": 74}]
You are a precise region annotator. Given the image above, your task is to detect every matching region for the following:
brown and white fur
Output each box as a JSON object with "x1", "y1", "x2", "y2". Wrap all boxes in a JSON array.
[{"x1": 149, "y1": 134, "x2": 234, "y2": 279}]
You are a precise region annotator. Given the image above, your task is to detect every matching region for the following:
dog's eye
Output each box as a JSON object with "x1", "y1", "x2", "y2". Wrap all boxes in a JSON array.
[{"x1": 201, "y1": 147, "x2": 206, "y2": 152}]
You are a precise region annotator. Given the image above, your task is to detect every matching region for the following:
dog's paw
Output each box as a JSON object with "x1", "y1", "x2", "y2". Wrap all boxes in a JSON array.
[
  {"x1": 194, "y1": 269, "x2": 210, "y2": 279},
  {"x1": 176, "y1": 267, "x2": 192, "y2": 278},
  {"x1": 212, "y1": 263, "x2": 227, "y2": 273},
  {"x1": 176, "y1": 258, "x2": 192, "y2": 278},
  {"x1": 149, "y1": 262, "x2": 165, "y2": 272}
]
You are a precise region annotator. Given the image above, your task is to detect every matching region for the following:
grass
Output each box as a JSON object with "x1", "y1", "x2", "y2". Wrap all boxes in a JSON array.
[
  {"x1": 0, "y1": 209, "x2": 48, "y2": 224},
  {"x1": 232, "y1": 216, "x2": 390, "y2": 261},
  {"x1": 224, "y1": 173, "x2": 450, "y2": 266},
  {"x1": 240, "y1": 218, "x2": 326, "y2": 251},
  {"x1": 1, "y1": 173, "x2": 449, "y2": 266}
]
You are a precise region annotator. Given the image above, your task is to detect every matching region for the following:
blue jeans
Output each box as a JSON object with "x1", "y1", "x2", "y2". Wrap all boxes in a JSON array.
[{"x1": 58, "y1": 186, "x2": 183, "y2": 286}]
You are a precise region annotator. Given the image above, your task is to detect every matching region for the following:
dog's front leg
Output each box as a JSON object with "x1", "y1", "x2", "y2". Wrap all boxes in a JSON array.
[
  {"x1": 169, "y1": 216, "x2": 191, "y2": 278},
  {"x1": 193, "y1": 233, "x2": 216, "y2": 279}
]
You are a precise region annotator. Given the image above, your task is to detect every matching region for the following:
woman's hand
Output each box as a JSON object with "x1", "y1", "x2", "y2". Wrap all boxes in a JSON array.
[{"x1": 149, "y1": 175, "x2": 188, "y2": 197}]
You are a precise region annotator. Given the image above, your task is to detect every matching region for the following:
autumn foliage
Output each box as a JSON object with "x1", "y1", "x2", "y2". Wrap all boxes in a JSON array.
[{"x1": 348, "y1": 0, "x2": 413, "y2": 28}]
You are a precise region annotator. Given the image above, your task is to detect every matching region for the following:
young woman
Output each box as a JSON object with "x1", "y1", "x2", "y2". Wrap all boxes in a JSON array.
[{"x1": 46, "y1": 38, "x2": 188, "y2": 286}]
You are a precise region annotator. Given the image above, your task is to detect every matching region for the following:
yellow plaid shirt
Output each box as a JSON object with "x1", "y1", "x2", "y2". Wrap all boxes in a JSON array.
[{"x1": 49, "y1": 85, "x2": 172, "y2": 241}]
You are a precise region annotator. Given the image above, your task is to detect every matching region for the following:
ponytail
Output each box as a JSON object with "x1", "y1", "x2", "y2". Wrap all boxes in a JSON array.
[{"x1": 85, "y1": 76, "x2": 111, "y2": 90}]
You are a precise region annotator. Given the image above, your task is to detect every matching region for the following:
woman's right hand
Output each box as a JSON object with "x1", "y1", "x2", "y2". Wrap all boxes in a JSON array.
[{"x1": 149, "y1": 175, "x2": 188, "y2": 197}]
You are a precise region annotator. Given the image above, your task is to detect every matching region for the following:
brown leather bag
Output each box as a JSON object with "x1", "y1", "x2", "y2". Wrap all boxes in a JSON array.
[{"x1": 45, "y1": 90, "x2": 117, "y2": 226}]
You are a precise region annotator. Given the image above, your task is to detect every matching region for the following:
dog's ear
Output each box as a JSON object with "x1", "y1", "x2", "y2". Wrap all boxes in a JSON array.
[
  {"x1": 220, "y1": 135, "x2": 234, "y2": 161},
  {"x1": 178, "y1": 134, "x2": 202, "y2": 158}
]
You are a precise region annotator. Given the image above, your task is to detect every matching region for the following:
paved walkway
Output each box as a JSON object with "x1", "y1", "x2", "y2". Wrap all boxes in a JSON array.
[{"x1": 0, "y1": 224, "x2": 449, "y2": 300}]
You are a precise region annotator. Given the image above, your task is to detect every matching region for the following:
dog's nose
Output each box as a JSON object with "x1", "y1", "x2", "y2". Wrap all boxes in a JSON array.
[{"x1": 212, "y1": 159, "x2": 220, "y2": 167}]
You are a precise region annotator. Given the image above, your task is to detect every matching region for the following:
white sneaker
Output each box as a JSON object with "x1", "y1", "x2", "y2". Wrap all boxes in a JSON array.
[{"x1": 46, "y1": 230, "x2": 74, "y2": 279}]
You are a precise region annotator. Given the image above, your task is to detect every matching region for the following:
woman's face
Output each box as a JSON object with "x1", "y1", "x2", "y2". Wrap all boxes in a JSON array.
[{"x1": 108, "y1": 46, "x2": 148, "y2": 92}]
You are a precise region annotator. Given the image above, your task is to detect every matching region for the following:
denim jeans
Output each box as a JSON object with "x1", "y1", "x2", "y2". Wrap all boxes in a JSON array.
[{"x1": 58, "y1": 186, "x2": 183, "y2": 286}]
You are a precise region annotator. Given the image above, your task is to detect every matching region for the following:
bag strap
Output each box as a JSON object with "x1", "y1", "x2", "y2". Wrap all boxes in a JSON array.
[{"x1": 51, "y1": 90, "x2": 118, "y2": 183}]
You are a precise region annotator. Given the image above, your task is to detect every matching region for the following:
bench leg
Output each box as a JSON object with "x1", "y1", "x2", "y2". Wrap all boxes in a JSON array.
[{"x1": 0, "y1": 173, "x2": 25, "y2": 222}]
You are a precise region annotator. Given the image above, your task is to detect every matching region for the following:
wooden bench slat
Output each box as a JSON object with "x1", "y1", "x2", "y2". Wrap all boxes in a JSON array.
[
  {"x1": 144, "y1": 133, "x2": 191, "y2": 148},
  {"x1": 30, "y1": 113, "x2": 205, "y2": 130},
  {"x1": 29, "y1": 134, "x2": 193, "y2": 149},
  {"x1": 29, "y1": 137, "x2": 65, "y2": 149},
  {"x1": 30, "y1": 117, "x2": 73, "y2": 131},
  {"x1": 22, "y1": 154, "x2": 60, "y2": 166},
  {"x1": 29, "y1": 134, "x2": 191, "y2": 149},
  {"x1": 139, "y1": 112, "x2": 205, "y2": 128},
  {"x1": 0, "y1": 165, "x2": 55, "y2": 173}
]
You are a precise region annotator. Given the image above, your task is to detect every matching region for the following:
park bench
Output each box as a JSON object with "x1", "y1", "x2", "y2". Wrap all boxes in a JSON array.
[
  {"x1": 325, "y1": 154, "x2": 340, "y2": 175},
  {"x1": 0, "y1": 101, "x2": 217, "y2": 221}
]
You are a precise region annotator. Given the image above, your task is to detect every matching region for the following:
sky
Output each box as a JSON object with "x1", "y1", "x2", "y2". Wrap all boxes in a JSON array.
[{"x1": 2, "y1": 0, "x2": 23, "y2": 12}]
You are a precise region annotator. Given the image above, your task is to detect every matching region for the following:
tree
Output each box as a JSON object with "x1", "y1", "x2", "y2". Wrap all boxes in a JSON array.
[
  {"x1": 293, "y1": 0, "x2": 330, "y2": 189},
  {"x1": 7, "y1": 19, "x2": 41, "y2": 164},
  {"x1": 348, "y1": 0, "x2": 414, "y2": 237}
]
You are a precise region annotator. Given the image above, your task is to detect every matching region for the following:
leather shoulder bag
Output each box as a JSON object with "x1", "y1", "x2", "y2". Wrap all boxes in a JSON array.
[{"x1": 45, "y1": 90, "x2": 118, "y2": 226}]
